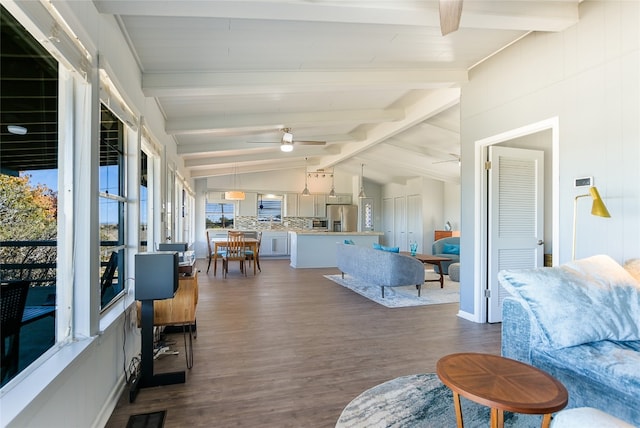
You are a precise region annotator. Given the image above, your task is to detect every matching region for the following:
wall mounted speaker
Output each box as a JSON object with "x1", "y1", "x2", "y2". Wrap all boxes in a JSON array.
[{"x1": 135, "y1": 252, "x2": 179, "y2": 300}]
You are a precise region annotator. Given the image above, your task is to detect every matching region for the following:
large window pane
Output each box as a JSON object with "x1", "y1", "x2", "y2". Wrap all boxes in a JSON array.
[
  {"x1": 205, "y1": 201, "x2": 235, "y2": 229},
  {"x1": 99, "y1": 105, "x2": 125, "y2": 309},
  {"x1": 0, "y1": 5, "x2": 58, "y2": 386}
]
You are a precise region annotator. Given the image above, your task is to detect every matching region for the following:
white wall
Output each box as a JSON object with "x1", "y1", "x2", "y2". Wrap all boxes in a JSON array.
[{"x1": 459, "y1": 0, "x2": 640, "y2": 321}]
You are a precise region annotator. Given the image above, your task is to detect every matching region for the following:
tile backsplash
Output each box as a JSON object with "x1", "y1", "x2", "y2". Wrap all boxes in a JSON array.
[{"x1": 235, "y1": 216, "x2": 312, "y2": 231}]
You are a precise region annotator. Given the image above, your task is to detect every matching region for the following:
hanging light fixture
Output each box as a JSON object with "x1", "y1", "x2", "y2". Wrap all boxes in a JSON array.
[
  {"x1": 301, "y1": 157, "x2": 311, "y2": 196},
  {"x1": 328, "y1": 170, "x2": 337, "y2": 198},
  {"x1": 224, "y1": 164, "x2": 245, "y2": 200},
  {"x1": 281, "y1": 129, "x2": 294, "y2": 152},
  {"x1": 358, "y1": 163, "x2": 366, "y2": 198}
]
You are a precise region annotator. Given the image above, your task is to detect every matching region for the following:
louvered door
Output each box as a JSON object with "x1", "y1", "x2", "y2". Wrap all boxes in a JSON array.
[{"x1": 487, "y1": 146, "x2": 544, "y2": 322}]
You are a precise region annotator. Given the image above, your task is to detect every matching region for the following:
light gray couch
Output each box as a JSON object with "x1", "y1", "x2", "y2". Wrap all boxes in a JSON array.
[
  {"x1": 336, "y1": 243, "x2": 425, "y2": 298},
  {"x1": 432, "y1": 237, "x2": 459, "y2": 274},
  {"x1": 499, "y1": 255, "x2": 640, "y2": 426}
]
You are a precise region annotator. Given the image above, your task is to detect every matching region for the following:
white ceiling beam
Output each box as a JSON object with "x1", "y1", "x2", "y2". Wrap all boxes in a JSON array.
[
  {"x1": 143, "y1": 70, "x2": 468, "y2": 97},
  {"x1": 95, "y1": 1, "x2": 578, "y2": 32},
  {"x1": 316, "y1": 88, "x2": 460, "y2": 170},
  {"x1": 167, "y1": 109, "x2": 404, "y2": 135},
  {"x1": 184, "y1": 146, "x2": 341, "y2": 168}
]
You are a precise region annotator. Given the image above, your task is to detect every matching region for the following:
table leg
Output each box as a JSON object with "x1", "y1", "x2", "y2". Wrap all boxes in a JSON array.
[
  {"x1": 253, "y1": 243, "x2": 257, "y2": 275},
  {"x1": 213, "y1": 244, "x2": 219, "y2": 276},
  {"x1": 452, "y1": 391, "x2": 464, "y2": 428},
  {"x1": 489, "y1": 408, "x2": 504, "y2": 428},
  {"x1": 436, "y1": 262, "x2": 445, "y2": 288},
  {"x1": 541, "y1": 413, "x2": 552, "y2": 428}
]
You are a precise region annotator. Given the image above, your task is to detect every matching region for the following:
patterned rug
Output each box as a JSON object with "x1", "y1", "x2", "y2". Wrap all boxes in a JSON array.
[
  {"x1": 323, "y1": 273, "x2": 459, "y2": 308},
  {"x1": 336, "y1": 373, "x2": 543, "y2": 428}
]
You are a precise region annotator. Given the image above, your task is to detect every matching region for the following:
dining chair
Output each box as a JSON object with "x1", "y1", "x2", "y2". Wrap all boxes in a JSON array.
[
  {"x1": 1, "y1": 280, "x2": 30, "y2": 383},
  {"x1": 206, "y1": 230, "x2": 226, "y2": 274},
  {"x1": 245, "y1": 231, "x2": 262, "y2": 272},
  {"x1": 223, "y1": 231, "x2": 247, "y2": 278}
]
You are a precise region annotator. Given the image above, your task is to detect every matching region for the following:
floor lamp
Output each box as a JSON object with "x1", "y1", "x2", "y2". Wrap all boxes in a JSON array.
[{"x1": 572, "y1": 186, "x2": 611, "y2": 260}]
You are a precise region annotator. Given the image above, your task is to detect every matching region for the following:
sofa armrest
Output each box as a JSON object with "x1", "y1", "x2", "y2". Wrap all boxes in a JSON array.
[{"x1": 501, "y1": 296, "x2": 535, "y2": 364}]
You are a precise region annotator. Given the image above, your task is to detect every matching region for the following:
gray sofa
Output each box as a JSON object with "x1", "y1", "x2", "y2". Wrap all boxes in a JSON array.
[
  {"x1": 499, "y1": 255, "x2": 640, "y2": 426},
  {"x1": 432, "y1": 237, "x2": 459, "y2": 274},
  {"x1": 336, "y1": 243, "x2": 425, "y2": 298}
]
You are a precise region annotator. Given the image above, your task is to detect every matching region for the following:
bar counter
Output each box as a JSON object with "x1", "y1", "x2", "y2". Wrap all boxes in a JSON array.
[{"x1": 288, "y1": 231, "x2": 382, "y2": 268}]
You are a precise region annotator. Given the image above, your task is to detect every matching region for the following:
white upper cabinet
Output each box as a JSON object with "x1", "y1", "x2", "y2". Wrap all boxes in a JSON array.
[{"x1": 238, "y1": 192, "x2": 258, "y2": 216}]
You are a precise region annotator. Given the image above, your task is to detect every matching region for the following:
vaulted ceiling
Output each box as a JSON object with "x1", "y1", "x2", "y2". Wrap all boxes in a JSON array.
[{"x1": 93, "y1": 0, "x2": 580, "y2": 186}]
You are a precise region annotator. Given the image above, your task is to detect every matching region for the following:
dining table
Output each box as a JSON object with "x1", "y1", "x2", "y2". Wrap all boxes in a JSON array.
[{"x1": 211, "y1": 237, "x2": 260, "y2": 276}]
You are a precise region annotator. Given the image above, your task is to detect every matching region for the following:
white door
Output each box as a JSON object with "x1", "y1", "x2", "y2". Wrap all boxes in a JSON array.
[
  {"x1": 406, "y1": 194, "x2": 422, "y2": 253},
  {"x1": 382, "y1": 198, "x2": 393, "y2": 246},
  {"x1": 488, "y1": 146, "x2": 544, "y2": 323},
  {"x1": 394, "y1": 196, "x2": 407, "y2": 251}
]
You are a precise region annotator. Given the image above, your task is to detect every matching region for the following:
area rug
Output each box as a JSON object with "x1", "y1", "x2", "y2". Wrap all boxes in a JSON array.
[
  {"x1": 324, "y1": 273, "x2": 459, "y2": 308},
  {"x1": 336, "y1": 373, "x2": 543, "y2": 428}
]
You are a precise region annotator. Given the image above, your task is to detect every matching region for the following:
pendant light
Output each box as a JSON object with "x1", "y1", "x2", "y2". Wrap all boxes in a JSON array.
[
  {"x1": 301, "y1": 157, "x2": 311, "y2": 196},
  {"x1": 328, "y1": 170, "x2": 337, "y2": 198},
  {"x1": 358, "y1": 163, "x2": 366, "y2": 198},
  {"x1": 225, "y1": 164, "x2": 245, "y2": 200}
]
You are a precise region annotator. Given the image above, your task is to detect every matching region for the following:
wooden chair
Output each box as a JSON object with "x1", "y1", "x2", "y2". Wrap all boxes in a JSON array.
[
  {"x1": 206, "y1": 230, "x2": 226, "y2": 274},
  {"x1": 1, "y1": 281, "x2": 30, "y2": 383},
  {"x1": 245, "y1": 231, "x2": 262, "y2": 272},
  {"x1": 223, "y1": 231, "x2": 247, "y2": 278}
]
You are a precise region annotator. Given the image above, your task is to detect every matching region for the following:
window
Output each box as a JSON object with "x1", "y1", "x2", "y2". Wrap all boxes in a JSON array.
[
  {"x1": 140, "y1": 151, "x2": 149, "y2": 251},
  {"x1": 257, "y1": 194, "x2": 283, "y2": 222},
  {"x1": 99, "y1": 104, "x2": 125, "y2": 310},
  {"x1": 0, "y1": 5, "x2": 59, "y2": 385},
  {"x1": 205, "y1": 200, "x2": 235, "y2": 229}
]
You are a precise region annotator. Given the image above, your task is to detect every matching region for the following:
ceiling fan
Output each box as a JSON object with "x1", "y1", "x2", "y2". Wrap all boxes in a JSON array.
[
  {"x1": 249, "y1": 128, "x2": 326, "y2": 152},
  {"x1": 433, "y1": 153, "x2": 461, "y2": 165},
  {"x1": 439, "y1": 0, "x2": 463, "y2": 36}
]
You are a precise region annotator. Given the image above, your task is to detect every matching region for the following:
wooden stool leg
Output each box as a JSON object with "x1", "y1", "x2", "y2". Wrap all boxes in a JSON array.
[
  {"x1": 452, "y1": 391, "x2": 464, "y2": 428},
  {"x1": 490, "y1": 408, "x2": 504, "y2": 428},
  {"x1": 541, "y1": 413, "x2": 552, "y2": 428}
]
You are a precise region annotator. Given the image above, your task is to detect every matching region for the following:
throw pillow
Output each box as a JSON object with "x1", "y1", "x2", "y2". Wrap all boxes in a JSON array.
[
  {"x1": 443, "y1": 243, "x2": 460, "y2": 255},
  {"x1": 381, "y1": 245, "x2": 400, "y2": 253},
  {"x1": 344, "y1": 239, "x2": 355, "y2": 245},
  {"x1": 372, "y1": 243, "x2": 383, "y2": 250},
  {"x1": 498, "y1": 255, "x2": 640, "y2": 349}
]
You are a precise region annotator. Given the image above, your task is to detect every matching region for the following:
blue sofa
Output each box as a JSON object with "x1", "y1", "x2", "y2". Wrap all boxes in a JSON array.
[
  {"x1": 432, "y1": 237, "x2": 459, "y2": 274},
  {"x1": 336, "y1": 243, "x2": 425, "y2": 298},
  {"x1": 499, "y1": 255, "x2": 640, "y2": 426}
]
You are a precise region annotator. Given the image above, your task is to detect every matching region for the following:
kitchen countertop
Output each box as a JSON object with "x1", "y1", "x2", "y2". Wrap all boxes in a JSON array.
[{"x1": 289, "y1": 231, "x2": 383, "y2": 235}]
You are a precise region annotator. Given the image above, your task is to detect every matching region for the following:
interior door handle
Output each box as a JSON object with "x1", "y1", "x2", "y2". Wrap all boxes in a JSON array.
[{"x1": 537, "y1": 240, "x2": 544, "y2": 246}]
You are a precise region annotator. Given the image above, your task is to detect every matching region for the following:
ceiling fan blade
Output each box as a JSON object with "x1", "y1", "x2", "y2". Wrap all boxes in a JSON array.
[
  {"x1": 439, "y1": 0, "x2": 463, "y2": 36},
  {"x1": 294, "y1": 140, "x2": 326, "y2": 146}
]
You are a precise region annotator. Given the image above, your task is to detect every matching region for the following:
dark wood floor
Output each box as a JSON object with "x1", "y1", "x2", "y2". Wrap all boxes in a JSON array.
[{"x1": 106, "y1": 259, "x2": 501, "y2": 427}]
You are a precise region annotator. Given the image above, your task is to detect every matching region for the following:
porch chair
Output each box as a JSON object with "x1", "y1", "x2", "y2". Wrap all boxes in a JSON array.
[
  {"x1": 206, "y1": 230, "x2": 226, "y2": 274},
  {"x1": 223, "y1": 231, "x2": 247, "y2": 278},
  {"x1": 1, "y1": 281, "x2": 30, "y2": 383}
]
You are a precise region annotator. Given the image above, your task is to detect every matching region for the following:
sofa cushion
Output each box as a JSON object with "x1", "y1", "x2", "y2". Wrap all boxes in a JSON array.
[
  {"x1": 538, "y1": 340, "x2": 640, "y2": 402},
  {"x1": 443, "y1": 243, "x2": 460, "y2": 255},
  {"x1": 498, "y1": 255, "x2": 640, "y2": 349}
]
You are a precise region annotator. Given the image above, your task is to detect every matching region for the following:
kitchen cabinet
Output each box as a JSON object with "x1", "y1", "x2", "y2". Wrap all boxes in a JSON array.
[
  {"x1": 260, "y1": 231, "x2": 288, "y2": 256},
  {"x1": 238, "y1": 192, "x2": 258, "y2": 216},
  {"x1": 328, "y1": 194, "x2": 352, "y2": 205},
  {"x1": 284, "y1": 193, "x2": 298, "y2": 217},
  {"x1": 287, "y1": 193, "x2": 327, "y2": 217}
]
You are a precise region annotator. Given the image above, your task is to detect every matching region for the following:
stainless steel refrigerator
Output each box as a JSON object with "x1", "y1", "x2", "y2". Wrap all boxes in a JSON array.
[{"x1": 326, "y1": 205, "x2": 358, "y2": 232}]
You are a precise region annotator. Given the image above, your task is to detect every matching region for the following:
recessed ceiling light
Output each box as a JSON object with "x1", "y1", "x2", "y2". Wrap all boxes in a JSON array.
[{"x1": 8, "y1": 125, "x2": 27, "y2": 135}]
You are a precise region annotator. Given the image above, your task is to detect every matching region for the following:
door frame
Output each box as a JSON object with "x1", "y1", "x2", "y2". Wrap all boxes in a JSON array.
[{"x1": 472, "y1": 117, "x2": 560, "y2": 323}]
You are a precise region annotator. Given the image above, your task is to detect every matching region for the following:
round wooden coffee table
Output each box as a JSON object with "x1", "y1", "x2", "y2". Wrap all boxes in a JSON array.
[{"x1": 437, "y1": 353, "x2": 568, "y2": 428}]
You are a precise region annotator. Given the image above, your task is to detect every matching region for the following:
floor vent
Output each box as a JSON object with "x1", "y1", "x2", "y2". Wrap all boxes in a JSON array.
[{"x1": 126, "y1": 410, "x2": 166, "y2": 428}]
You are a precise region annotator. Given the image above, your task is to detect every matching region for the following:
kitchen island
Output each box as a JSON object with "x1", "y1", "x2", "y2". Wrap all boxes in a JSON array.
[{"x1": 289, "y1": 231, "x2": 383, "y2": 268}]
